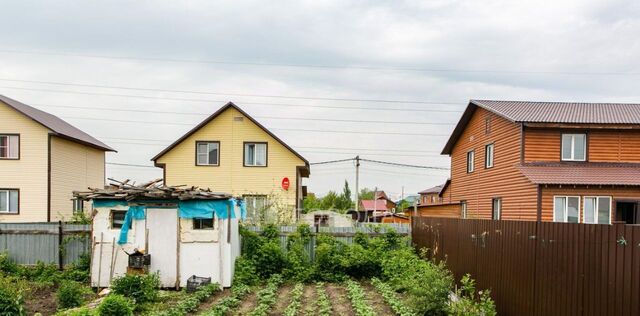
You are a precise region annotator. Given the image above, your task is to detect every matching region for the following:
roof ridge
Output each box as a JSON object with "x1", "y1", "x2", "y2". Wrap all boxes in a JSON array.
[{"x1": 471, "y1": 99, "x2": 640, "y2": 106}]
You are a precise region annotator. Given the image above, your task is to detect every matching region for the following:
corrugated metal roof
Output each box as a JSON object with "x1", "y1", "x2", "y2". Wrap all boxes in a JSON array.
[
  {"x1": 517, "y1": 163, "x2": 640, "y2": 186},
  {"x1": 472, "y1": 100, "x2": 640, "y2": 124},
  {"x1": 360, "y1": 200, "x2": 389, "y2": 211},
  {"x1": 418, "y1": 184, "x2": 444, "y2": 194},
  {"x1": 0, "y1": 95, "x2": 115, "y2": 151}
]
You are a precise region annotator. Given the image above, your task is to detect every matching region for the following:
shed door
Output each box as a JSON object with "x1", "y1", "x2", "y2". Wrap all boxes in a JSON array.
[{"x1": 147, "y1": 208, "x2": 178, "y2": 287}]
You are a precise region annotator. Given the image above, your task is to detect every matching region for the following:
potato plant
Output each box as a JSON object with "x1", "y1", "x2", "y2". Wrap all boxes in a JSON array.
[
  {"x1": 203, "y1": 283, "x2": 251, "y2": 316},
  {"x1": 315, "y1": 282, "x2": 332, "y2": 316},
  {"x1": 345, "y1": 280, "x2": 376, "y2": 316},
  {"x1": 282, "y1": 283, "x2": 304, "y2": 316},
  {"x1": 371, "y1": 278, "x2": 416, "y2": 316},
  {"x1": 154, "y1": 283, "x2": 219, "y2": 316},
  {"x1": 248, "y1": 275, "x2": 284, "y2": 316}
]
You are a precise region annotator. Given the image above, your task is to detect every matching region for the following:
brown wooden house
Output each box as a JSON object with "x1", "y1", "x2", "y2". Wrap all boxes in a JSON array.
[{"x1": 419, "y1": 100, "x2": 640, "y2": 224}]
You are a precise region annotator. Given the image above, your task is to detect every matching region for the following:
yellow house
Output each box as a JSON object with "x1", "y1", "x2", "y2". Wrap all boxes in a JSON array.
[
  {"x1": 0, "y1": 95, "x2": 114, "y2": 222},
  {"x1": 152, "y1": 102, "x2": 310, "y2": 224}
]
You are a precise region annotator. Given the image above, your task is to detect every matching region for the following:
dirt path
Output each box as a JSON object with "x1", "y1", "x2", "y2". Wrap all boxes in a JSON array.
[
  {"x1": 268, "y1": 283, "x2": 293, "y2": 315},
  {"x1": 299, "y1": 284, "x2": 317, "y2": 315},
  {"x1": 325, "y1": 283, "x2": 356, "y2": 316},
  {"x1": 360, "y1": 281, "x2": 395, "y2": 316},
  {"x1": 191, "y1": 287, "x2": 231, "y2": 314},
  {"x1": 233, "y1": 289, "x2": 259, "y2": 316}
]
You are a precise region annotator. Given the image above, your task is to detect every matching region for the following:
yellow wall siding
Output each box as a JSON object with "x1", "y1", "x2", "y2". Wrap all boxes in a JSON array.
[
  {"x1": 0, "y1": 102, "x2": 50, "y2": 222},
  {"x1": 50, "y1": 136, "x2": 105, "y2": 221},
  {"x1": 157, "y1": 107, "x2": 306, "y2": 222}
]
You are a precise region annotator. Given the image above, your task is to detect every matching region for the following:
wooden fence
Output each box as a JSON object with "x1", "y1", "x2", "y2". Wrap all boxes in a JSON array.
[
  {"x1": 412, "y1": 217, "x2": 640, "y2": 316},
  {"x1": 244, "y1": 223, "x2": 410, "y2": 261},
  {"x1": 0, "y1": 222, "x2": 91, "y2": 267}
]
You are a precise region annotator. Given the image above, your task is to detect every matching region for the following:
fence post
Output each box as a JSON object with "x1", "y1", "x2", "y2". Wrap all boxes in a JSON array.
[{"x1": 58, "y1": 220, "x2": 64, "y2": 270}]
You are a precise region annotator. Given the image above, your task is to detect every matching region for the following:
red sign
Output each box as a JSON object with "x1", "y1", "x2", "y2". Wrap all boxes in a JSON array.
[{"x1": 282, "y1": 177, "x2": 290, "y2": 191}]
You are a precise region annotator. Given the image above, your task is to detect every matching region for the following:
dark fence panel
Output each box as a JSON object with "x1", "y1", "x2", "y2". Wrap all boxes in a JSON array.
[{"x1": 412, "y1": 217, "x2": 640, "y2": 316}]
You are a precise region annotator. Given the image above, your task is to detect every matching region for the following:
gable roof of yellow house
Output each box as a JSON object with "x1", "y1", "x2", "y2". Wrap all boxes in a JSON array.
[{"x1": 151, "y1": 102, "x2": 309, "y2": 172}]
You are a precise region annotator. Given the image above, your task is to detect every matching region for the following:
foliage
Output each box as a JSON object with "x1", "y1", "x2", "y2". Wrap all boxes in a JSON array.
[
  {"x1": 233, "y1": 256, "x2": 259, "y2": 286},
  {"x1": 97, "y1": 294, "x2": 133, "y2": 316},
  {"x1": 282, "y1": 283, "x2": 304, "y2": 316},
  {"x1": 248, "y1": 274, "x2": 283, "y2": 316},
  {"x1": 371, "y1": 278, "x2": 416, "y2": 316},
  {"x1": 55, "y1": 307, "x2": 95, "y2": 316},
  {"x1": 203, "y1": 283, "x2": 251, "y2": 316},
  {"x1": 284, "y1": 225, "x2": 313, "y2": 282},
  {"x1": 315, "y1": 283, "x2": 332, "y2": 316},
  {"x1": 345, "y1": 280, "x2": 376, "y2": 316},
  {"x1": 110, "y1": 273, "x2": 160, "y2": 304},
  {"x1": 313, "y1": 234, "x2": 346, "y2": 282},
  {"x1": 155, "y1": 283, "x2": 220, "y2": 316},
  {"x1": 57, "y1": 280, "x2": 90, "y2": 310},
  {"x1": 239, "y1": 226, "x2": 286, "y2": 278},
  {"x1": 448, "y1": 274, "x2": 497, "y2": 316},
  {"x1": 0, "y1": 279, "x2": 25, "y2": 316},
  {"x1": 358, "y1": 188, "x2": 375, "y2": 202},
  {"x1": 303, "y1": 180, "x2": 354, "y2": 212}
]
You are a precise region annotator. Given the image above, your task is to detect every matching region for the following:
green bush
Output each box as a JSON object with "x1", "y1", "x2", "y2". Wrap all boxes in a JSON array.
[
  {"x1": 0, "y1": 283, "x2": 25, "y2": 316},
  {"x1": 0, "y1": 253, "x2": 19, "y2": 275},
  {"x1": 111, "y1": 273, "x2": 160, "y2": 304},
  {"x1": 448, "y1": 274, "x2": 497, "y2": 316},
  {"x1": 283, "y1": 225, "x2": 313, "y2": 282},
  {"x1": 97, "y1": 295, "x2": 133, "y2": 316},
  {"x1": 313, "y1": 234, "x2": 346, "y2": 282},
  {"x1": 233, "y1": 256, "x2": 259, "y2": 286},
  {"x1": 57, "y1": 280, "x2": 89, "y2": 309},
  {"x1": 55, "y1": 307, "x2": 94, "y2": 316}
]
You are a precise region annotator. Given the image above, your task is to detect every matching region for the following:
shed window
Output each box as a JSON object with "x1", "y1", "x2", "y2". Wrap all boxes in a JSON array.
[
  {"x1": 196, "y1": 141, "x2": 220, "y2": 166},
  {"x1": 244, "y1": 143, "x2": 267, "y2": 166},
  {"x1": 553, "y1": 196, "x2": 580, "y2": 223},
  {"x1": 584, "y1": 196, "x2": 611, "y2": 224},
  {"x1": 0, "y1": 189, "x2": 18, "y2": 213},
  {"x1": 561, "y1": 134, "x2": 586, "y2": 161},
  {"x1": 485, "y1": 143, "x2": 494, "y2": 168},
  {"x1": 492, "y1": 198, "x2": 501, "y2": 220},
  {"x1": 0, "y1": 135, "x2": 19, "y2": 159},
  {"x1": 466, "y1": 150, "x2": 475, "y2": 173},
  {"x1": 314, "y1": 215, "x2": 329, "y2": 227},
  {"x1": 193, "y1": 218, "x2": 215, "y2": 230},
  {"x1": 111, "y1": 210, "x2": 131, "y2": 229}
]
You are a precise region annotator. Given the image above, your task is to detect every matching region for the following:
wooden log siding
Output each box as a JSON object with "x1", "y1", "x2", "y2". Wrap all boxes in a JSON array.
[
  {"x1": 449, "y1": 108, "x2": 538, "y2": 220},
  {"x1": 540, "y1": 185, "x2": 640, "y2": 222},
  {"x1": 416, "y1": 203, "x2": 460, "y2": 218}
]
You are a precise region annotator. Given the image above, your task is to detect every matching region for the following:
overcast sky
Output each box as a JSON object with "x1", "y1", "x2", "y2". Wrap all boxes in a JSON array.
[{"x1": 1, "y1": 0, "x2": 639, "y2": 200}]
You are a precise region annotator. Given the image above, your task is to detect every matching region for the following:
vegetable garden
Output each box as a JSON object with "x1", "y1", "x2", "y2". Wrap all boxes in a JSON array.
[{"x1": 1, "y1": 224, "x2": 496, "y2": 315}]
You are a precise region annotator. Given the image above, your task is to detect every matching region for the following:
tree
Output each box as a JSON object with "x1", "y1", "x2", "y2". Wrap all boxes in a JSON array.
[
  {"x1": 320, "y1": 191, "x2": 339, "y2": 210},
  {"x1": 335, "y1": 180, "x2": 353, "y2": 210},
  {"x1": 302, "y1": 194, "x2": 321, "y2": 213},
  {"x1": 358, "y1": 188, "x2": 375, "y2": 203}
]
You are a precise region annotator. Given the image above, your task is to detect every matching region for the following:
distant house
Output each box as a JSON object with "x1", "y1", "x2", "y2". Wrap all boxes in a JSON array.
[
  {"x1": 420, "y1": 100, "x2": 640, "y2": 224},
  {"x1": 352, "y1": 192, "x2": 398, "y2": 222},
  {"x1": 152, "y1": 102, "x2": 310, "y2": 224},
  {"x1": 300, "y1": 210, "x2": 354, "y2": 228},
  {"x1": 418, "y1": 181, "x2": 450, "y2": 205},
  {"x1": 0, "y1": 95, "x2": 114, "y2": 222}
]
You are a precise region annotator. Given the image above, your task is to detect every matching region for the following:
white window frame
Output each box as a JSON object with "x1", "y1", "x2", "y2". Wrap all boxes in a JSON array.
[
  {"x1": 553, "y1": 196, "x2": 581, "y2": 223},
  {"x1": 492, "y1": 198, "x2": 501, "y2": 220},
  {"x1": 0, "y1": 189, "x2": 19, "y2": 213},
  {"x1": 561, "y1": 134, "x2": 586, "y2": 162},
  {"x1": 196, "y1": 141, "x2": 220, "y2": 166},
  {"x1": 467, "y1": 150, "x2": 475, "y2": 173},
  {"x1": 485, "y1": 143, "x2": 494, "y2": 168},
  {"x1": 0, "y1": 135, "x2": 19, "y2": 159},
  {"x1": 73, "y1": 199, "x2": 84, "y2": 214},
  {"x1": 244, "y1": 143, "x2": 267, "y2": 167},
  {"x1": 583, "y1": 196, "x2": 612, "y2": 225},
  {"x1": 460, "y1": 201, "x2": 467, "y2": 219}
]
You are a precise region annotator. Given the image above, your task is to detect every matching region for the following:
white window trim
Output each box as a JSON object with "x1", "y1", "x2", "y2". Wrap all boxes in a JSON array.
[
  {"x1": 485, "y1": 143, "x2": 494, "y2": 168},
  {"x1": 583, "y1": 196, "x2": 612, "y2": 225},
  {"x1": 244, "y1": 143, "x2": 267, "y2": 167},
  {"x1": 553, "y1": 195, "x2": 581, "y2": 223},
  {"x1": 196, "y1": 141, "x2": 220, "y2": 166},
  {"x1": 492, "y1": 198, "x2": 501, "y2": 220},
  {"x1": 561, "y1": 134, "x2": 586, "y2": 162},
  {"x1": 467, "y1": 150, "x2": 475, "y2": 173},
  {"x1": 460, "y1": 202, "x2": 467, "y2": 219}
]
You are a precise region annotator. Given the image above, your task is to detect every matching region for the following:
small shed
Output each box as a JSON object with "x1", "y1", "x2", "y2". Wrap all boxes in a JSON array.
[
  {"x1": 300, "y1": 210, "x2": 354, "y2": 228},
  {"x1": 75, "y1": 179, "x2": 245, "y2": 289}
]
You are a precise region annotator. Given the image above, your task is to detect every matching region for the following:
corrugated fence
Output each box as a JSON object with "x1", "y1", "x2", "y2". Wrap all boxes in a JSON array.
[
  {"x1": 0, "y1": 222, "x2": 91, "y2": 267},
  {"x1": 412, "y1": 217, "x2": 640, "y2": 316},
  {"x1": 244, "y1": 223, "x2": 410, "y2": 261}
]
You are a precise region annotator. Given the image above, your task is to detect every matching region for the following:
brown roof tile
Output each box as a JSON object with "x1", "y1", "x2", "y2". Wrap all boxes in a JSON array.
[{"x1": 517, "y1": 163, "x2": 640, "y2": 186}]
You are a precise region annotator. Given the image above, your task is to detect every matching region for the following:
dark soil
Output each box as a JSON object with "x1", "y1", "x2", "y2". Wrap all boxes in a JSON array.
[
  {"x1": 24, "y1": 285, "x2": 58, "y2": 316},
  {"x1": 325, "y1": 283, "x2": 356, "y2": 316},
  {"x1": 268, "y1": 283, "x2": 293, "y2": 315},
  {"x1": 192, "y1": 287, "x2": 231, "y2": 314},
  {"x1": 299, "y1": 284, "x2": 316, "y2": 315},
  {"x1": 360, "y1": 281, "x2": 395, "y2": 316},
  {"x1": 233, "y1": 288, "x2": 259, "y2": 316}
]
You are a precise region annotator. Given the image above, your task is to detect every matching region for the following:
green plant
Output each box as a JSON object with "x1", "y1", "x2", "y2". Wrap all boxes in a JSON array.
[
  {"x1": 345, "y1": 280, "x2": 376, "y2": 316},
  {"x1": 233, "y1": 256, "x2": 259, "y2": 286},
  {"x1": 110, "y1": 273, "x2": 160, "y2": 304},
  {"x1": 371, "y1": 278, "x2": 416, "y2": 316},
  {"x1": 55, "y1": 307, "x2": 95, "y2": 316},
  {"x1": 0, "y1": 253, "x2": 19, "y2": 275},
  {"x1": 284, "y1": 225, "x2": 313, "y2": 282},
  {"x1": 0, "y1": 282, "x2": 25, "y2": 316},
  {"x1": 97, "y1": 294, "x2": 133, "y2": 316},
  {"x1": 448, "y1": 274, "x2": 497, "y2": 316},
  {"x1": 315, "y1": 283, "x2": 332, "y2": 316},
  {"x1": 57, "y1": 280, "x2": 89, "y2": 309},
  {"x1": 156, "y1": 283, "x2": 220, "y2": 316},
  {"x1": 248, "y1": 274, "x2": 283, "y2": 316},
  {"x1": 282, "y1": 283, "x2": 304, "y2": 316},
  {"x1": 203, "y1": 283, "x2": 251, "y2": 316}
]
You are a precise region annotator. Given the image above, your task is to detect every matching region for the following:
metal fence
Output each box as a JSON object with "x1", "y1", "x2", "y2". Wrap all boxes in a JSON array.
[
  {"x1": 412, "y1": 217, "x2": 640, "y2": 316},
  {"x1": 0, "y1": 222, "x2": 91, "y2": 267},
  {"x1": 244, "y1": 223, "x2": 410, "y2": 261}
]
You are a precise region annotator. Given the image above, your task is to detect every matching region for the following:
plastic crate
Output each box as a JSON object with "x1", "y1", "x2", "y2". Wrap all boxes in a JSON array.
[
  {"x1": 128, "y1": 254, "x2": 151, "y2": 268},
  {"x1": 186, "y1": 275, "x2": 211, "y2": 292}
]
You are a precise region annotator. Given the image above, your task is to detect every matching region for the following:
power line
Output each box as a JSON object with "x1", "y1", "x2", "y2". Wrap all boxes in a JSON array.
[
  {"x1": 0, "y1": 78, "x2": 461, "y2": 104},
  {"x1": 360, "y1": 158, "x2": 450, "y2": 170},
  {"x1": 106, "y1": 162, "x2": 157, "y2": 168},
  {"x1": 1, "y1": 49, "x2": 638, "y2": 76},
  {"x1": 310, "y1": 158, "x2": 356, "y2": 165}
]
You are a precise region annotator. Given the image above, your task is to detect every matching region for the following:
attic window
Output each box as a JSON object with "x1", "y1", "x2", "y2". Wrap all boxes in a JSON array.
[
  {"x1": 0, "y1": 135, "x2": 19, "y2": 159},
  {"x1": 234, "y1": 116, "x2": 244, "y2": 122}
]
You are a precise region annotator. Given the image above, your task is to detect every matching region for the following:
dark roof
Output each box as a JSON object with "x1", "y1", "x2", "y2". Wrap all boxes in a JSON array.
[
  {"x1": 151, "y1": 102, "x2": 309, "y2": 173},
  {"x1": 517, "y1": 163, "x2": 640, "y2": 186},
  {"x1": 418, "y1": 184, "x2": 444, "y2": 195},
  {"x1": 0, "y1": 95, "x2": 115, "y2": 151},
  {"x1": 442, "y1": 100, "x2": 640, "y2": 155}
]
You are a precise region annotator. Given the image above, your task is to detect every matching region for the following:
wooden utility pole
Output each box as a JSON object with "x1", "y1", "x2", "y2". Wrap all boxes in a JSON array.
[{"x1": 354, "y1": 156, "x2": 360, "y2": 214}]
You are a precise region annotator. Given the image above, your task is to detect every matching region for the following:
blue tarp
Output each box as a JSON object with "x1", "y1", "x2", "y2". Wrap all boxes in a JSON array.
[{"x1": 117, "y1": 205, "x2": 146, "y2": 245}]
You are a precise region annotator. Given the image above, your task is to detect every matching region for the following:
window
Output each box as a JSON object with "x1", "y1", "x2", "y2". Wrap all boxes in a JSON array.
[
  {"x1": 553, "y1": 196, "x2": 580, "y2": 223},
  {"x1": 0, "y1": 189, "x2": 18, "y2": 213},
  {"x1": 244, "y1": 195, "x2": 272, "y2": 222},
  {"x1": 244, "y1": 143, "x2": 267, "y2": 166},
  {"x1": 492, "y1": 198, "x2": 501, "y2": 220},
  {"x1": 466, "y1": 150, "x2": 475, "y2": 173},
  {"x1": 110, "y1": 210, "x2": 131, "y2": 229},
  {"x1": 314, "y1": 214, "x2": 329, "y2": 227},
  {"x1": 0, "y1": 135, "x2": 19, "y2": 159},
  {"x1": 193, "y1": 218, "x2": 215, "y2": 230},
  {"x1": 460, "y1": 201, "x2": 467, "y2": 219},
  {"x1": 485, "y1": 143, "x2": 494, "y2": 168},
  {"x1": 584, "y1": 196, "x2": 611, "y2": 224},
  {"x1": 196, "y1": 141, "x2": 220, "y2": 166},
  {"x1": 73, "y1": 199, "x2": 84, "y2": 214},
  {"x1": 561, "y1": 134, "x2": 586, "y2": 161}
]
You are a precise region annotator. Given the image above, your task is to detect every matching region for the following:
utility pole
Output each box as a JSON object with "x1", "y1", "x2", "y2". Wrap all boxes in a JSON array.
[
  {"x1": 354, "y1": 156, "x2": 360, "y2": 214},
  {"x1": 371, "y1": 186, "x2": 378, "y2": 223}
]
